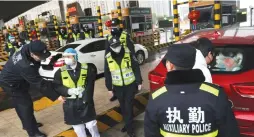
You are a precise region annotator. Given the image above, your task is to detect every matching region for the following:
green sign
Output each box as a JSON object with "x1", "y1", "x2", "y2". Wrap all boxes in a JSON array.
[
  {"x1": 129, "y1": 8, "x2": 151, "y2": 15},
  {"x1": 79, "y1": 16, "x2": 98, "y2": 23}
]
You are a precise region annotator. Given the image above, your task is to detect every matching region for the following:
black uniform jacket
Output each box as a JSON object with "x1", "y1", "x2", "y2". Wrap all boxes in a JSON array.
[
  {"x1": 53, "y1": 63, "x2": 97, "y2": 125},
  {"x1": 104, "y1": 46, "x2": 142, "y2": 91},
  {"x1": 0, "y1": 44, "x2": 59, "y2": 101},
  {"x1": 144, "y1": 69, "x2": 240, "y2": 137}
]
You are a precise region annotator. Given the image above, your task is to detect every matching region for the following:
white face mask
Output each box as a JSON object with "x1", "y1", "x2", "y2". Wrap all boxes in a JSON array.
[
  {"x1": 110, "y1": 46, "x2": 122, "y2": 54},
  {"x1": 64, "y1": 58, "x2": 74, "y2": 66},
  {"x1": 10, "y1": 39, "x2": 15, "y2": 43}
]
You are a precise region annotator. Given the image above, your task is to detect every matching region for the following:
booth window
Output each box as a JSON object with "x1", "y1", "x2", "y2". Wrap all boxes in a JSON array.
[{"x1": 210, "y1": 47, "x2": 244, "y2": 72}]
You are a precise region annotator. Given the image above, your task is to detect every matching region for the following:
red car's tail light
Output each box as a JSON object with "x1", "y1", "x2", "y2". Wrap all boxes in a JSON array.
[
  {"x1": 149, "y1": 71, "x2": 166, "y2": 85},
  {"x1": 54, "y1": 60, "x2": 64, "y2": 67},
  {"x1": 232, "y1": 83, "x2": 254, "y2": 98}
]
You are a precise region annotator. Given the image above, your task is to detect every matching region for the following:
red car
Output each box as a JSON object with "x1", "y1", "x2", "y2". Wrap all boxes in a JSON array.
[{"x1": 149, "y1": 26, "x2": 254, "y2": 137}]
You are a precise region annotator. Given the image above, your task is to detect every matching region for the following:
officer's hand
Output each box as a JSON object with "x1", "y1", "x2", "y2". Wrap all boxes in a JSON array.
[
  {"x1": 67, "y1": 88, "x2": 78, "y2": 96},
  {"x1": 58, "y1": 96, "x2": 66, "y2": 103},
  {"x1": 108, "y1": 91, "x2": 114, "y2": 98},
  {"x1": 138, "y1": 84, "x2": 142, "y2": 91}
]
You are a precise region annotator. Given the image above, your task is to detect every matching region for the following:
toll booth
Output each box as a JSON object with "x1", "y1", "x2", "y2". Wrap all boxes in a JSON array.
[
  {"x1": 78, "y1": 16, "x2": 98, "y2": 38},
  {"x1": 120, "y1": 7, "x2": 154, "y2": 47}
]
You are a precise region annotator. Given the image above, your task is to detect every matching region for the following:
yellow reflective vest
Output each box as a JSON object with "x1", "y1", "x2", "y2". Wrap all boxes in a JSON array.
[
  {"x1": 108, "y1": 31, "x2": 127, "y2": 47},
  {"x1": 60, "y1": 63, "x2": 88, "y2": 98},
  {"x1": 106, "y1": 47, "x2": 135, "y2": 86},
  {"x1": 7, "y1": 43, "x2": 18, "y2": 56}
]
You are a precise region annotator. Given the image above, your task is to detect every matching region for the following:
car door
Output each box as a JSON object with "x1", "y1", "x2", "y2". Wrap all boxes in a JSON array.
[{"x1": 78, "y1": 40, "x2": 106, "y2": 74}]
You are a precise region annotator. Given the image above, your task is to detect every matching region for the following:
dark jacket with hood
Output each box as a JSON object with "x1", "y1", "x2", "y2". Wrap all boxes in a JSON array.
[
  {"x1": 53, "y1": 62, "x2": 97, "y2": 125},
  {"x1": 0, "y1": 44, "x2": 59, "y2": 101},
  {"x1": 144, "y1": 69, "x2": 240, "y2": 137}
]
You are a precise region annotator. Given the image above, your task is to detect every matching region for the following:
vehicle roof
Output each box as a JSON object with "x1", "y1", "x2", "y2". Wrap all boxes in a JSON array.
[
  {"x1": 179, "y1": 26, "x2": 254, "y2": 46},
  {"x1": 69, "y1": 38, "x2": 106, "y2": 45}
]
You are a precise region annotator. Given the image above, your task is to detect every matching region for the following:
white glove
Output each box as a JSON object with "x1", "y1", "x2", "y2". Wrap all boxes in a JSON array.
[
  {"x1": 77, "y1": 87, "x2": 85, "y2": 98},
  {"x1": 67, "y1": 88, "x2": 78, "y2": 96}
]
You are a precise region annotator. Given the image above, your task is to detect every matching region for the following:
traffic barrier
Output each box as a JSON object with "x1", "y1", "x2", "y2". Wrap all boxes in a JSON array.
[
  {"x1": 214, "y1": 0, "x2": 221, "y2": 29},
  {"x1": 55, "y1": 92, "x2": 150, "y2": 137},
  {"x1": 35, "y1": 19, "x2": 40, "y2": 40},
  {"x1": 0, "y1": 52, "x2": 8, "y2": 62},
  {"x1": 173, "y1": 0, "x2": 180, "y2": 41},
  {"x1": 116, "y1": 2, "x2": 123, "y2": 29},
  {"x1": 27, "y1": 22, "x2": 32, "y2": 41},
  {"x1": 146, "y1": 42, "x2": 173, "y2": 52}
]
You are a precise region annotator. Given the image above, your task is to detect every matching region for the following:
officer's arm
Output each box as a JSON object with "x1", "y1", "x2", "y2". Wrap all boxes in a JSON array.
[
  {"x1": 20, "y1": 66, "x2": 60, "y2": 101},
  {"x1": 130, "y1": 52, "x2": 143, "y2": 85},
  {"x1": 83, "y1": 63, "x2": 96, "y2": 104},
  {"x1": 53, "y1": 68, "x2": 70, "y2": 97},
  {"x1": 104, "y1": 58, "x2": 113, "y2": 91},
  {"x1": 144, "y1": 98, "x2": 162, "y2": 137},
  {"x1": 215, "y1": 88, "x2": 240, "y2": 137},
  {"x1": 126, "y1": 34, "x2": 135, "y2": 54}
]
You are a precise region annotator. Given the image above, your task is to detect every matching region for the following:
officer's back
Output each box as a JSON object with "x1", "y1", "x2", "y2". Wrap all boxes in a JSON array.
[{"x1": 144, "y1": 44, "x2": 240, "y2": 137}]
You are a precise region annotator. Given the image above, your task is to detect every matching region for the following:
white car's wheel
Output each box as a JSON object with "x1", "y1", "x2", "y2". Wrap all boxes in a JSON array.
[{"x1": 136, "y1": 51, "x2": 145, "y2": 65}]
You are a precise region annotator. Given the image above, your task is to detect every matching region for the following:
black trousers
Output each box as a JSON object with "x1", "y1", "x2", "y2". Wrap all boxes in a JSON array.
[
  {"x1": 3, "y1": 87, "x2": 39, "y2": 135},
  {"x1": 114, "y1": 83, "x2": 136, "y2": 134}
]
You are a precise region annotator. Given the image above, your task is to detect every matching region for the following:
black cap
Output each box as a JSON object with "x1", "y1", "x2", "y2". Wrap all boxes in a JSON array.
[
  {"x1": 196, "y1": 37, "x2": 214, "y2": 57},
  {"x1": 111, "y1": 18, "x2": 120, "y2": 26},
  {"x1": 164, "y1": 43, "x2": 196, "y2": 68},
  {"x1": 29, "y1": 40, "x2": 51, "y2": 60}
]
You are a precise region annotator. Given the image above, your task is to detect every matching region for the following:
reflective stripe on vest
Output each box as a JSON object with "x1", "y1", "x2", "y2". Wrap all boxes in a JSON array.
[
  {"x1": 73, "y1": 33, "x2": 77, "y2": 41},
  {"x1": 108, "y1": 31, "x2": 127, "y2": 47},
  {"x1": 59, "y1": 35, "x2": 63, "y2": 41},
  {"x1": 7, "y1": 43, "x2": 17, "y2": 55},
  {"x1": 160, "y1": 129, "x2": 218, "y2": 137},
  {"x1": 106, "y1": 47, "x2": 135, "y2": 86},
  {"x1": 85, "y1": 33, "x2": 90, "y2": 38},
  {"x1": 60, "y1": 63, "x2": 88, "y2": 99}
]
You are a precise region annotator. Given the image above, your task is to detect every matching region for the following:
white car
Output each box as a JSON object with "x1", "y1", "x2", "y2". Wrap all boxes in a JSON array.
[{"x1": 39, "y1": 38, "x2": 148, "y2": 80}]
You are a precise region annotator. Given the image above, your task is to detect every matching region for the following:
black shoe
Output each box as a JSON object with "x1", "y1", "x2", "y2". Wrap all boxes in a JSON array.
[
  {"x1": 110, "y1": 96, "x2": 117, "y2": 102},
  {"x1": 23, "y1": 123, "x2": 43, "y2": 130},
  {"x1": 128, "y1": 132, "x2": 136, "y2": 137},
  {"x1": 121, "y1": 126, "x2": 127, "y2": 132},
  {"x1": 29, "y1": 131, "x2": 47, "y2": 137}
]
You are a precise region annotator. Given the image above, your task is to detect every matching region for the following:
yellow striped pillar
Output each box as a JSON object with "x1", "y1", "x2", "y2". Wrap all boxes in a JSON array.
[
  {"x1": 66, "y1": 12, "x2": 72, "y2": 35},
  {"x1": 116, "y1": 2, "x2": 123, "y2": 29},
  {"x1": 96, "y1": 6, "x2": 103, "y2": 38},
  {"x1": 26, "y1": 23, "x2": 32, "y2": 41},
  {"x1": 53, "y1": 15, "x2": 59, "y2": 39},
  {"x1": 35, "y1": 19, "x2": 40, "y2": 40},
  {"x1": 13, "y1": 25, "x2": 19, "y2": 42},
  {"x1": 173, "y1": 0, "x2": 180, "y2": 41},
  {"x1": 214, "y1": 0, "x2": 221, "y2": 29},
  {"x1": 0, "y1": 30, "x2": 4, "y2": 46}
]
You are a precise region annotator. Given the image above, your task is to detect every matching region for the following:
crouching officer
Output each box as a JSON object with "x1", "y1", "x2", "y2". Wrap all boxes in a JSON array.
[
  {"x1": 144, "y1": 44, "x2": 240, "y2": 137},
  {"x1": 0, "y1": 40, "x2": 63, "y2": 137},
  {"x1": 106, "y1": 18, "x2": 139, "y2": 102},
  {"x1": 104, "y1": 38, "x2": 142, "y2": 137},
  {"x1": 54, "y1": 48, "x2": 100, "y2": 137},
  {"x1": 5, "y1": 35, "x2": 18, "y2": 56}
]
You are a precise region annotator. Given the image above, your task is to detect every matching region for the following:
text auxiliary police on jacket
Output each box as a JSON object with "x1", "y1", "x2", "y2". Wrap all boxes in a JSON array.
[
  {"x1": 53, "y1": 48, "x2": 100, "y2": 137},
  {"x1": 0, "y1": 40, "x2": 63, "y2": 137},
  {"x1": 144, "y1": 44, "x2": 240, "y2": 137}
]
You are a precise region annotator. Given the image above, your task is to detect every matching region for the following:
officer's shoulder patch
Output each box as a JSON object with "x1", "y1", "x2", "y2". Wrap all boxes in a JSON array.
[
  {"x1": 105, "y1": 53, "x2": 111, "y2": 58},
  {"x1": 152, "y1": 86, "x2": 167, "y2": 99},
  {"x1": 199, "y1": 83, "x2": 219, "y2": 97}
]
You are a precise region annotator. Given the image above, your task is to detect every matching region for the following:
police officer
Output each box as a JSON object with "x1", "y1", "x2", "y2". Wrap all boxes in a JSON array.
[
  {"x1": 0, "y1": 40, "x2": 63, "y2": 137},
  {"x1": 144, "y1": 44, "x2": 240, "y2": 137},
  {"x1": 66, "y1": 33, "x2": 75, "y2": 44},
  {"x1": 58, "y1": 28, "x2": 67, "y2": 47},
  {"x1": 104, "y1": 37, "x2": 142, "y2": 137},
  {"x1": 5, "y1": 35, "x2": 18, "y2": 56},
  {"x1": 105, "y1": 18, "x2": 138, "y2": 102},
  {"x1": 54, "y1": 48, "x2": 100, "y2": 137},
  {"x1": 78, "y1": 25, "x2": 94, "y2": 40}
]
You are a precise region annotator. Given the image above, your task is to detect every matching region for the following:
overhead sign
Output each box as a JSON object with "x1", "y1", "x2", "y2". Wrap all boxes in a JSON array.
[
  {"x1": 159, "y1": 20, "x2": 173, "y2": 28},
  {"x1": 79, "y1": 16, "x2": 98, "y2": 23},
  {"x1": 129, "y1": 8, "x2": 151, "y2": 15},
  {"x1": 67, "y1": 2, "x2": 78, "y2": 16}
]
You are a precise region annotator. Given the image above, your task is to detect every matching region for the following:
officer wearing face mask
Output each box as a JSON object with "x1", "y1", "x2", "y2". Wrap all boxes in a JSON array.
[
  {"x1": 105, "y1": 18, "x2": 140, "y2": 102},
  {"x1": 0, "y1": 40, "x2": 63, "y2": 137},
  {"x1": 78, "y1": 25, "x2": 94, "y2": 40},
  {"x1": 58, "y1": 28, "x2": 67, "y2": 47},
  {"x1": 104, "y1": 37, "x2": 142, "y2": 137},
  {"x1": 5, "y1": 35, "x2": 18, "y2": 56},
  {"x1": 54, "y1": 48, "x2": 100, "y2": 137}
]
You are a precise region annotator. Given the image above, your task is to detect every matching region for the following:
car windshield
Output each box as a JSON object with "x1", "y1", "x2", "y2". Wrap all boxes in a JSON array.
[{"x1": 56, "y1": 44, "x2": 81, "y2": 52}]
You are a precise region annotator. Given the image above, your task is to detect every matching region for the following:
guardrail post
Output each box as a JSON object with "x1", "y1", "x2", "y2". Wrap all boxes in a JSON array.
[
  {"x1": 116, "y1": 2, "x2": 123, "y2": 29},
  {"x1": 214, "y1": 0, "x2": 221, "y2": 29},
  {"x1": 96, "y1": 6, "x2": 103, "y2": 38},
  {"x1": 173, "y1": 0, "x2": 180, "y2": 41}
]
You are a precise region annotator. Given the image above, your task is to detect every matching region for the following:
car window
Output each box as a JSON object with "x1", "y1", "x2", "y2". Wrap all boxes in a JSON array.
[
  {"x1": 56, "y1": 44, "x2": 80, "y2": 52},
  {"x1": 80, "y1": 40, "x2": 106, "y2": 53},
  {"x1": 210, "y1": 47, "x2": 244, "y2": 72}
]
